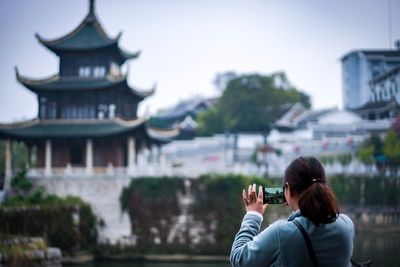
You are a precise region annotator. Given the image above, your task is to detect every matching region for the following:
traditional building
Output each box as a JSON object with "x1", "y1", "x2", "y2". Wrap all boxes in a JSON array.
[
  {"x1": 0, "y1": 0, "x2": 178, "y2": 190},
  {"x1": 151, "y1": 97, "x2": 216, "y2": 139}
]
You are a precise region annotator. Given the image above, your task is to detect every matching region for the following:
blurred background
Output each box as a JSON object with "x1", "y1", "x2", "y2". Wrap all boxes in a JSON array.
[{"x1": 0, "y1": 0, "x2": 399, "y2": 266}]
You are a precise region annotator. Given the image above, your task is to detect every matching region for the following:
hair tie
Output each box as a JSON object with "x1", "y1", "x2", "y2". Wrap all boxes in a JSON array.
[{"x1": 312, "y1": 178, "x2": 321, "y2": 183}]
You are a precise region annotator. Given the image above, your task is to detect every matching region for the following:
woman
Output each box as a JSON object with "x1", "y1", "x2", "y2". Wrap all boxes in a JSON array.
[{"x1": 230, "y1": 156, "x2": 354, "y2": 267}]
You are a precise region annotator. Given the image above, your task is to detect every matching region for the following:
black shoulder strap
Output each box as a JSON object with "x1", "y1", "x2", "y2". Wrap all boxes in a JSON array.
[{"x1": 293, "y1": 220, "x2": 320, "y2": 267}]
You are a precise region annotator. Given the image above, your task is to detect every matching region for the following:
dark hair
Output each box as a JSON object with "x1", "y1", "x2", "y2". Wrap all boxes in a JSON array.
[{"x1": 284, "y1": 156, "x2": 339, "y2": 225}]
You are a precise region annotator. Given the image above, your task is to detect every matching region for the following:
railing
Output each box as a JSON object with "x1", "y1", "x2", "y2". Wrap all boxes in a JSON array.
[
  {"x1": 26, "y1": 163, "x2": 171, "y2": 178},
  {"x1": 24, "y1": 160, "x2": 400, "y2": 179}
]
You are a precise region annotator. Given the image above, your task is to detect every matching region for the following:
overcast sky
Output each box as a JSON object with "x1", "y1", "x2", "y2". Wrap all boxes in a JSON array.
[{"x1": 0, "y1": 0, "x2": 399, "y2": 122}]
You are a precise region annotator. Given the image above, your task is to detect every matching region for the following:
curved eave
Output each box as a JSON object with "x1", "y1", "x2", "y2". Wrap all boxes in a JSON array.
[
  {"x1": 35, "y1": 14, "x2": 117, "y2": 54},
  {"x1": 146, "y1": 126, "x2": 180, "y2": 143},
  {"x1": 37, "y1": 35, "x2": 117, "y2": 55},
  {"x1": 108, "y1": 41, "x2": 141, "y2": 65},
  {"x1": 16, "y1": 68, "x2": 127, "y2": 92},
  {"x1": 129, "y1": 83, "x2": 156, "y2": 100},
  {"x1": 0, "y1": 118, "x2": 147, "y2": 139},
  {"x1": 116, "y1": 48, "x2": 141, "y2": 64}
]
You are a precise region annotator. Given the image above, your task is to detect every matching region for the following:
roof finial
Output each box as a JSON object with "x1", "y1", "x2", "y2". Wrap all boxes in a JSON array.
[{"x1": 89, "y1": 0, "x2": 95, "y2": 16}]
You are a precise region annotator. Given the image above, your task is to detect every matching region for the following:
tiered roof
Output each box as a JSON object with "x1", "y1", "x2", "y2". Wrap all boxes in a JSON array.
[
  {"x1": 16, "y1": 69, "x2": 155, "y2": 100},
  {"x1": 0, "y1": 118, "x2": 178, "y2": 143},
  {"x1": 35, "y1": 0, "x2": 139, "y2": 62},
  {"x1": 0, "y1": 0, "x2": 179, "y2": 142}
]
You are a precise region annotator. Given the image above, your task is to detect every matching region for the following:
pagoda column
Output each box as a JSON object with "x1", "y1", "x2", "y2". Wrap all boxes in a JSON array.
[
  {"x1": 127, "y1": 136, "x2": 136, "y2": 176},
  {"x1": 4, "y1": 139, "x2": 12, "y2": 195},
  {"x1": 44, "y1": 139, "x2": 52, "y2": 177},
  {"x1": 85, "y1": 138, "x2": 93, "y2": 176},
  {"x1": 26, "y1": 145, "x2": 31, "y2": 169},
  {"x1": 157, "y1": 145, "x2": 162, "y2": 163}
]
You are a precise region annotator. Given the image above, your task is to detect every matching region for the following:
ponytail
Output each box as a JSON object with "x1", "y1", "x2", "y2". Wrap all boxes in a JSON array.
[
  {"x1": 298, "y1": 182, "x2": 339, "y2": 225},
  {"x1": 285, "y1": 156, "x2": 339, "y2": 226}
]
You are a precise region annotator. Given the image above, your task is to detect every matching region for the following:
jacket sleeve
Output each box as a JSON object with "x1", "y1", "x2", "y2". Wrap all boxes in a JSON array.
[{"x1": 230, "y1": 213, "x2": 281, "y2": 267}]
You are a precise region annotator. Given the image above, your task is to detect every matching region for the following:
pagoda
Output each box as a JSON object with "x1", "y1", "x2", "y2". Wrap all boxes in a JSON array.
[{"x1": 0, "y1": 0, "x2": 177, "y2": 189}]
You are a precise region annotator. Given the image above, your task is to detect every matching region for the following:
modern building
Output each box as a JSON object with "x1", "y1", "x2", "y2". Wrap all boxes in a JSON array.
[
  {"x1": 352, "y1": 65, "x2": 400, "y2": 120},
  {"x1": 341, "y1": 47, "x2": 400, "y2": 109},
  {"x1": 0, "y1": 0, "x2": 178, "y2": 191}
]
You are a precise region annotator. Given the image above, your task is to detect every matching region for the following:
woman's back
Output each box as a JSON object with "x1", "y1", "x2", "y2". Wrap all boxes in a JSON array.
[
  {"x1": 230, "y1": 156, "x2": 355, "y2": 267},
  {"x1": 279, "y1": 212, "x2": 354, "y2": 267},
  {"x1": 230, "y1": 211, "x2": 354, "y2": 267}
]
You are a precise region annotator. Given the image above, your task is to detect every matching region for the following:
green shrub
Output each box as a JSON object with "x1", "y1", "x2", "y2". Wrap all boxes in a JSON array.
[
  {"x1": 0, "y1": 194, "x2": 98, "y2": 255},
  {"x1": 120, "y1": 177, "x2": 185, "y2": 253},
  {"x1": 117, "y1": 174, "x2": 399, "y2": 255},
  {"x1": 119, "y1": 174, "x2": 288, "y2": 255}
]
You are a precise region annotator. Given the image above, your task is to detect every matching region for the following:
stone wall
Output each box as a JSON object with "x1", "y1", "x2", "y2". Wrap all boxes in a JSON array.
[
  {"x1": 33, "y1": 176, "x2": 132, "y2": 243},
  {"x1": 0, "y1": 246, "x2": 61, "y2": 267}
]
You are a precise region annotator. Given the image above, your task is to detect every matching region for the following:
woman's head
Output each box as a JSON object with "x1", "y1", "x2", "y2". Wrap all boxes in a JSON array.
[{"x1": 284, "y1": 156, "x2": 339, "y2": 225}]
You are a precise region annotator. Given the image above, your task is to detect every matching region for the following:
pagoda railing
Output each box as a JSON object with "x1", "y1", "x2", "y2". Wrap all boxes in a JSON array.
[{"x1": 25, "y1": 164, "x2": 170, "y2": 178}]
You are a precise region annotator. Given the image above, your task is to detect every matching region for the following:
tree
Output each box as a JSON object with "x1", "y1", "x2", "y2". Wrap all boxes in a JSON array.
[
  {"x1": 383, "y1": 130, "x2": 400, "y2": 174},
  {"x1": 356, "y1": 134, "x2": 386, "y2": 172},
  {"x1": 336, "y1": 153, "x2": 352, "y2": 167},
  {"x1": 213, "y1": 71, "x2": 237, "y2": 92},
  {"x1": 196, "y1": 107, "x2": 225, "y2": 136},
  {"x1": 197, "y1": 72, "x2": 311, "y2": 135},
  {"x1": 357, "y1": 145, "x2": 375, "y2": 166}
]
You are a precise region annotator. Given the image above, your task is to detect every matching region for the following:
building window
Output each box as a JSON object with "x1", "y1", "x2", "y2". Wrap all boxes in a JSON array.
[
  {"x1": 61, "y1": 103, "x2": 96, "y2": 119},
  {"x1": 98, "y1": 104, "x2": 108, "y2": 119},
  {"x1": 79, "y1": 66, "x2": 106, "y2": 78},
  {"x1": 40, "y1": 97, "x2": 47, "y2": 118},
  {"x1": 40, "y1": 97, "x2": 57, "y2": 119},
  {"x1": 79, "y1": 66, "x2": 91, "y2": 77},
  {"x1": 48, "y1": 101, "x2": 57, "y2": 119},
  {"x1": 93, "y1": 66, "x2": 106, "y2": 78},
  {"x1": 109, "y1": 104, "x2": 116, "y2": 118}
]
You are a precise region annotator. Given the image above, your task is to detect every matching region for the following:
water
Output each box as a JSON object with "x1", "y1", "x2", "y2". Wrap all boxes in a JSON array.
[
  {"x1": 79, "y1": 263, "x2": 230, "y2": 267},
  {"x1": 76, "y1": 229, "x2": 400, "y2": 267},
  {"x1": 353, "y1": 229, "x2": 400, "y2": 267}
]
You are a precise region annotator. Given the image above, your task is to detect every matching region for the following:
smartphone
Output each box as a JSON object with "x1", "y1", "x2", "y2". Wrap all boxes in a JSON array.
[{"x1": 262, "y1": 186, "x2": 286, "y2": 204}]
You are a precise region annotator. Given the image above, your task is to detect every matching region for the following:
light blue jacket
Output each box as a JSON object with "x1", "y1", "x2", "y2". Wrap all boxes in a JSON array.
[{"x1": 230, "y1": 210, "x2": 354, "y2": 267}]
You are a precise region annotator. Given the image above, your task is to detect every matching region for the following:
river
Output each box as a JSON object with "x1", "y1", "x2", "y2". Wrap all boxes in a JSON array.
[
  {"x1": 79, "y1": 263, "x2": 230, "y2": 267},
  {"x1": 76, "y1": 229, "x2": 400, "y2": 267}
]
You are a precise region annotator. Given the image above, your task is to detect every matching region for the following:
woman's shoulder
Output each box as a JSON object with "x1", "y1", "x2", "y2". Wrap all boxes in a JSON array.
[
  {"x1": 336, "y1": 213, "x2": 355, "y2": 232},
  {"x1": 267, "y1": 218, "x2": 299, "y2": 235},
  {"x1": 270, "y1": 213, "x2": 354, "y2": 233}
]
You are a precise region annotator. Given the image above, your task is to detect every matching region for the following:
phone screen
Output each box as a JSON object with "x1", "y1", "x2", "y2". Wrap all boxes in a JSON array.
[{"x1": 262, "y1": 186, "x2": 286, "y2": 204}]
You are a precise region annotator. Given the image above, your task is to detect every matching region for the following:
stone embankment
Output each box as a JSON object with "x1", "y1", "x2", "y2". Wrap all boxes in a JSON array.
[
  {"x1": 0, "y1": 247, "x2": 62, "y2": 267},
  {"x1": 34, "y1": 176, "x2": 132, "y2": 243}
]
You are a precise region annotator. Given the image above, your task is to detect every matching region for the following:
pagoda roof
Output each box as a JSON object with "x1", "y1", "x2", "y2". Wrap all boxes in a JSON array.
[
  {"x1": 16, "y1": 69, "x2": 155, "y2": 100},
  {"x1": 35, "y1": 0, "x2": 139, "y2": 62},
  {"x1": 35, "y1": 20, "x2": 117, "y2": 52},
  {"x1": 0, "y1": 118, "x2": 179, "y2": 142}
]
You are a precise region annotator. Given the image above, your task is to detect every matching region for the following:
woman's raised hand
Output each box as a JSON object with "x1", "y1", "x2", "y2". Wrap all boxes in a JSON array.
[{"x1": 242, "y1": 183, "x2": 268, "y2": 215}]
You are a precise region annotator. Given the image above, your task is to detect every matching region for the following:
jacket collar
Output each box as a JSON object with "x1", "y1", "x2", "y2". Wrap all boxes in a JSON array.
[{"x1": 287, "y1": 209, "x2": 301, "y2": 221}]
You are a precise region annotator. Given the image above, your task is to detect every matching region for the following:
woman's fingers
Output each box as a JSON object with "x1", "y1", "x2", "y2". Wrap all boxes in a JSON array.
[
  {"x1": 252, "y1": 183, "x2": 257, "y2": 201},
  {"x1": 258, "y1": 185, "x2": 263, "y2": 202},
  {"x1": 242, "y1": 189, "x2": 249, "y2": 206},
  {"x1": 245, "y1": 183, "x2": 263, "y2": 204}
]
